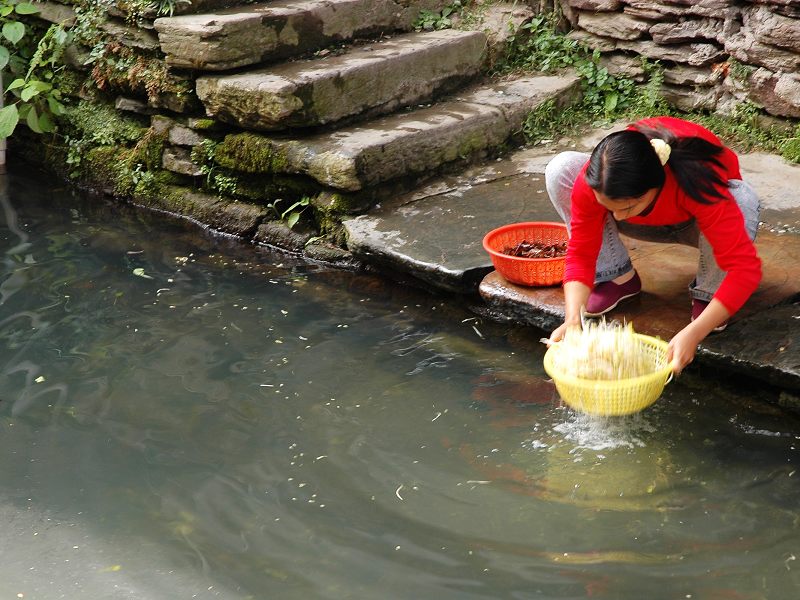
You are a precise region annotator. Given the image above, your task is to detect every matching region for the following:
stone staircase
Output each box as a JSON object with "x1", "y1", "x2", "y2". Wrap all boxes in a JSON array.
[
  {"x1": 42, "y1": 0, "x2": 581, "y2": 258},
  {"x1": 195, "y1": 28, "x2": 487, "y2": 130}
]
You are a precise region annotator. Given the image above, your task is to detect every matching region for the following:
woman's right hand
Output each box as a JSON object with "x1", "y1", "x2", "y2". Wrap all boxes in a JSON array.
[{"x1": 548, "y1": 321, "x2": 579, "y2": 344}]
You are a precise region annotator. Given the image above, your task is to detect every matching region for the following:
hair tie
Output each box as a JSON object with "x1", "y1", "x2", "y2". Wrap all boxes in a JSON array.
[{"x1": 650, "y1": 138, "x2": 671, "y2": 166}]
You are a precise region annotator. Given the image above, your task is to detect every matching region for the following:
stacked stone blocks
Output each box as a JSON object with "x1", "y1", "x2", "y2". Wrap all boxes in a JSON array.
[{"x1": 560, "y1": 0, "x2": 800, "y2": 118}]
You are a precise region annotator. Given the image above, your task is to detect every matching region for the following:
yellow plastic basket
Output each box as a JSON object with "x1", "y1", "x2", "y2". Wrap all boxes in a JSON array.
[{"x1": 543, "y1": 333, "x2": 673, "y2": 416}]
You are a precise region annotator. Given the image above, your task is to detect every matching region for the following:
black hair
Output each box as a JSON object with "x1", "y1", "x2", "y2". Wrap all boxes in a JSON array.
[{"x1": 585, "y1": 125, "x2": 728, "y2": 205}]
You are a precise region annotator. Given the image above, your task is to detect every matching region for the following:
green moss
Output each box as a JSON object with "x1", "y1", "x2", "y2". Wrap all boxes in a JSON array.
[
  {"x1": 781, "y1": 134, "x2": 800, "y2": 164},
  {"x1": 63, "y1": 100, "x2": 145, "y2": 146},
  {"x1": 129, "y1": 128, "x2": 168, "y2": 171},
  {"x1": 51, "y1": 69, "x2": 87, "y2": 99},
  {"x1": 214, "y1": 133, "x2": 291, "y2": 174},
  {"x1": 82, "y1": 145, "x2": 134, "y2": 193},
  {"x1": 190, "y1": 119, "x2": 217, "y2": 131},
  {"x1": 309, "y1": 191, "x2": 372, "y2": 217}
]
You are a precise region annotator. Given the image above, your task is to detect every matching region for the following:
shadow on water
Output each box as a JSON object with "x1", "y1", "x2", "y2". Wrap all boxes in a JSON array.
[{"x1": 1, "y1": 164, "x2": 800, "y2": 600}]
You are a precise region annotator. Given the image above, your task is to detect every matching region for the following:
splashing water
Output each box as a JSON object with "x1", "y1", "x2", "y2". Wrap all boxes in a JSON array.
[{"x1": 552, "y1": 411, "x2": 658, "y2": 451}]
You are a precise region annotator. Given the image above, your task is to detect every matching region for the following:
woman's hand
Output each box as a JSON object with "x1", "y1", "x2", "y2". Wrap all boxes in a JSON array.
[
  {"x1": 667, "y1": 325, "x2": 703, "y2": 374},
  {"x1": 668, "y1": 298, "x2": 730, "y2": 373},
  {"x1": 548, "y1": 321, "x2": 577, "y2": 344},
  {"x1": 549, "y1": 281, "x2": 592, "y2": 344}
]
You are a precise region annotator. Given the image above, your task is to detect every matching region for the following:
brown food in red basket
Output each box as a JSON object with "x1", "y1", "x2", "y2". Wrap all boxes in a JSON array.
[{"x1": 502, "y1": 240, "x2": 567, "y2": 259}]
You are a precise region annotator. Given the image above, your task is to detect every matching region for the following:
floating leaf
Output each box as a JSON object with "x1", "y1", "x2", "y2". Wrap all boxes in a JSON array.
[{"x1": 132, "y1": 268, "x2": 153, "y2": 279}]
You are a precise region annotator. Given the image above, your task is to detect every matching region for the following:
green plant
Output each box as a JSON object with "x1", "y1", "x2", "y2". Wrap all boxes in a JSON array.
[
  {"x1": 0, "y1": 0, "x2": 71, "y2": 139},
  {"x1": 726, "y1": 59, "x2": 753, "y2": 83},
  {"x1": 59, "y1": 100, "x2": 143, "y2": 175},
  {"x1": 692, "y1": 101, "x2": 778, "y2": 153},
  {"x1": 780, "y1": 125, "x2": 800, "y2": 164},
  {"x1": 267, "y1": 196, "x2": 310, "y2": 229},
  {"x1": 191, "y1": 139, "x2": 240, "y2": 197},
  {"x1": 413, "y1": 1, "x2": 467, "y2": 31},
  {"x1": 497, "y1": 14, "x2": 646, "y2": 125}
]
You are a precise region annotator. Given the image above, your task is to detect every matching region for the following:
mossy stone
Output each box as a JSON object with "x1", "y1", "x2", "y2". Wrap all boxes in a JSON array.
[
  {"x1": 214, "y1": 133, "x2": 291, "y2": 174},
  {"x1": 83, "y1": 146, "x2": 133, "y2": 195}
]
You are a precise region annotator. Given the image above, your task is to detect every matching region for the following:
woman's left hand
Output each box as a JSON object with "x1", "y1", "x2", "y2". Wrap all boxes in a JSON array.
[
  {"x1": 668, "y1": 299, "x2": 732, "y2": 373},
  {"x1": 667, "y1": 326, "x2": 704, "y2": 374}
]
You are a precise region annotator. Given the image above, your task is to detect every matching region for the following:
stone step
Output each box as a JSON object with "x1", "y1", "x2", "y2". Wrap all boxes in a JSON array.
[
  {"x1": 196, "y1": 29, "x2": 487, "y2": 131},
  {"x1": 211, "y1": 73, "x2": 580, "y2": 191},
  {"x1": 154, "y1": 0, "x2": 449, "y2": 71}
]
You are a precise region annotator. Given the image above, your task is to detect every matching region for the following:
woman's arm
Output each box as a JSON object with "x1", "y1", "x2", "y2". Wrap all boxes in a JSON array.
[{"x1": 549, "y1": 280, "x2": 592, "y2": 343}]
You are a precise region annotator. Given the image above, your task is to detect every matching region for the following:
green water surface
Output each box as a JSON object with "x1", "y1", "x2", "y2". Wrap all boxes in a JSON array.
[{"x1": 1, "y1": 168, "x2": 799, "y2": 600}]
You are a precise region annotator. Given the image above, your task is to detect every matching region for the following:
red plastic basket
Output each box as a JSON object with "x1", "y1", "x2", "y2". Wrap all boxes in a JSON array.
[{"x1": 482, "y1": 222, "x2": 569, "y2": 286}]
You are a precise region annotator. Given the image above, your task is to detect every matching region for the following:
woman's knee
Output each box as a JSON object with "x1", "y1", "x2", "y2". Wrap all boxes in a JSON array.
[
  {"x1": 728, "y1": 179, "x2": 760, "y2": 239},
  {"x1": 545, "y1": 151, "x2": 588, "y2": 187}
]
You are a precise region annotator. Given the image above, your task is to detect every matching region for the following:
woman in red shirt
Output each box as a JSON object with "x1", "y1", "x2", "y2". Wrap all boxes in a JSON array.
[{"x1": 545, "y1": 116, "x2": 762, "y2": 373}]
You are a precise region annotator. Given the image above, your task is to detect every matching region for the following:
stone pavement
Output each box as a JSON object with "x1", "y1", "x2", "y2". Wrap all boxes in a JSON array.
[{"x1": 343, "y1": 124, "x2": 800, "y2": 394}]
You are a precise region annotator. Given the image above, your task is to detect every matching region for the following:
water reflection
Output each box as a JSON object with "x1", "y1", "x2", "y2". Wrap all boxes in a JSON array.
[{"x1": 1, "y1": 167, "x2": 800, "y2": 600}]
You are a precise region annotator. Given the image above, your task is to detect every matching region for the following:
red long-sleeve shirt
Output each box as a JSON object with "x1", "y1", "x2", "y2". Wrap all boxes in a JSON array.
[{"x1": 565, "y1": 116, "x2": 762, "y2": 314}]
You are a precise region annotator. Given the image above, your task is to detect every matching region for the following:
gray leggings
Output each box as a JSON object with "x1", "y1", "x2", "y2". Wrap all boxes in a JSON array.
[{"x1": 544, "y1": 151, "x2": 761, "y2": 302}]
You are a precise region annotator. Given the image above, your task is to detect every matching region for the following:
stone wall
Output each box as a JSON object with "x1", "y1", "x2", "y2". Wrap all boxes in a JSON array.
[{"x1": 553, "y1": 0, "x2": 800, "y2": 119}]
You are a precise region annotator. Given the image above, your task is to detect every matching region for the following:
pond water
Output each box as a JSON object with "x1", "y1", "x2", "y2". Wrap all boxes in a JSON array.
[{"x1": 2, "y1": 166, "x2": 800, "y2": 600}]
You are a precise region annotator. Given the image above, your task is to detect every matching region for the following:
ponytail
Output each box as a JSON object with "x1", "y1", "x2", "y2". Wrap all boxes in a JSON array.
[
  {"x1": 634, "y1": 124, "x2": 728, "y2": 204},
  {"x1": 585, "y1": 125, "x2": 729, "y2": 205}
]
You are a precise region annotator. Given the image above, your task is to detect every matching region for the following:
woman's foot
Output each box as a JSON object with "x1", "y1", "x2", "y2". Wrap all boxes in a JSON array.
[{"x1": 585, "y1": 270, "x2": 642, "y2": 317}]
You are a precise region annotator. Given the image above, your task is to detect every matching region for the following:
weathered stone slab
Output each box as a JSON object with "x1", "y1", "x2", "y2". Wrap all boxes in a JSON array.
[
  {"x1": 660, "y1": 83, "x2": 721, "y2": 111},
  {"x1": 115, "y1": 96, "x2": 158, "y2": 115},
  {"x1": 100, "y1": 19, "x2": 161, "y2": 52},
  {"x1": 650, "y1": 17, "x2": 726, "y2": 44},
  {"x1": 725, "y1": 29, "x2": 800, "y2": 73},
  {"x1": 623, "y1": 0, "x2": 738, "y2": 19},
  {"x1": 747, "y1": 68, "x2": 800, "y2": 119},
  {"x1": 616, "y1": 39, "x2": 725, "y2": 66},
  {"x1": 137, "y1": 187, "x2": 268, "y2": 236},
  {"x1": 254, "y1": 221, "x2": 314, "y2": 252},
  {"x1": 196, "y1": 30, "x2": 486, "y2": 131},
  {"x1": 747, "y1": 0, "x2": 800, "y2": 19},
  {"x1": 213, "y1": 74, "x2": 579, "y2": 191},
  {"x1": 35, "y1": 2, "x2": 76, "y2": 26},
  {"x1": 154, "y1": 0, "x2": 450, "y2": 71},
  {"x1": 577, "y1": 11, "x2": 651, "y2": 40},
  {"x1": 566, "y1": 0, "x2": 622, "y2": 10},
  {"x1": 663, "y1": 64, "x2": 724, "y2": 86},
  {"x1": 599, "y1": 53, "x2": 646, "y2": 81},
  {"x1": 479, "y1": 272, "x2": 564, "y2": 330},
  {"x1": 344, "y1": 172, "x2": 561, "y2": 294},
  {"x1": 168, "y1": 124, "x2": 208, "y2": 147},
  {"x1": 699, "y1": 302, "x2": 800, "y2": 392},
  {"x1": 743, "y1": 5, "x2": 800, "y2": 51},
  {"x1": 162, "y1": 146, "x2": 202, "y2": 176},
  {"x1": 623, "y1": 5, "x2": 670, "y2": 20},
  {"x1": 567, "y1": 29, "x2": 618, "y2": 52}
]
